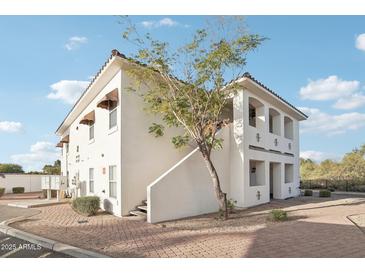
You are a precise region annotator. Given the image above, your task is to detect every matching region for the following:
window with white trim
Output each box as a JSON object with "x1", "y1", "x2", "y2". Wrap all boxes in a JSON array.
[
  {"x1": 89, "y1": 168, "x2": 94, "y2": 193},
  {"x1": 109, "y1": 165, "x2": 117, "y2": 198},
  {"x1": 89, "y1": 124, "x2": 94, "y2": 140},
  {"x1": 109, "y1": 101, "x2": 117, "y2": 129}
]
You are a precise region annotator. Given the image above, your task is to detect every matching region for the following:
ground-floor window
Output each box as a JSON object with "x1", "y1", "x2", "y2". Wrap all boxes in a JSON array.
[
  {"x1": 89, "y1": 168, "x2": 94, "y2": 193},
  {"x1": 285, "y1": 163, "x2": 294, "y2": 183},
  {"x1": 109, "y1": 165, "x2": 117, "y2": 198},
  {"x1": 249, "y1": 160, "x2": 265, "y2": 186}
]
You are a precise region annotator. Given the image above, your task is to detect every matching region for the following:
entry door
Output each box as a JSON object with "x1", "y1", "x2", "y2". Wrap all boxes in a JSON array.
[{"x1": 269, "y1": 162, "x2": 281, "y2": 199}]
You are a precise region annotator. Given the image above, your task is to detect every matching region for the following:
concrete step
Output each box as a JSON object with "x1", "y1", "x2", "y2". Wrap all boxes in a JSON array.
[
  {"x1": 137, "y1": 205, "x2": 147, "y2": 212},
  {"x1": 129, "y1": 210, "x2": 147, "y2": 217}
]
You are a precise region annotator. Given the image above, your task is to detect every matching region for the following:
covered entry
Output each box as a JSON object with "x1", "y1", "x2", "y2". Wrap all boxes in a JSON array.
[{"x1": 269, "y1": 162, "x2": 281, "y2": 199}]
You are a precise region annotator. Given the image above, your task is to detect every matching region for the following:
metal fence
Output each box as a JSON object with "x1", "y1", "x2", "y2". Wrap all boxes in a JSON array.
[{"x1": 300, "y1": 179, "x2": 365, "y2": 192}]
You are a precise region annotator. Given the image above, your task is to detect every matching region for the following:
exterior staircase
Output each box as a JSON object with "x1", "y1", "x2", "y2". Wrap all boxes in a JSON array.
[{"x1": 129, "y1": 199, "x2": 147, "y2": 218}]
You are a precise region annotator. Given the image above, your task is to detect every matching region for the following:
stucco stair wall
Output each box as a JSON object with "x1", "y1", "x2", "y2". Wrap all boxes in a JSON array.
[{"x1": 147, "y1": 126, "x2": 231, "y2": 223}]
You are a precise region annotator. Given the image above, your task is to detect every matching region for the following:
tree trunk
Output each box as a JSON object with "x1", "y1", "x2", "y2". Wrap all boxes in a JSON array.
[{"x1": 201, "y1": 152, "x2": 228, "y2": 220}]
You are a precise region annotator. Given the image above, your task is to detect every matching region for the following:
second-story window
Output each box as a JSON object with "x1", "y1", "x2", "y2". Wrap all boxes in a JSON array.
[
  {"x1": 109, "y1": 101, "x2": 117, "y2": 129},
  {"x1": 89, "y1": 123, "x2": 94, "y2": 140}
]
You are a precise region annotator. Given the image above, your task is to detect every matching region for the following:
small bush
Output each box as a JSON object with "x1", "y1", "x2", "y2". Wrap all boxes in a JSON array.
[
  {"x1": 303, "y1": 189, "x2": 313, "y2": 196},
  {"x1": 72, "y1": 196, "x2": 100, "y2": 216},
  {"x1": 12, "y1": 187, "x2": 24, "y2": 194},
  {"x1": 319, "y1": 189, "x2": 331, "y2": 197},
  {"x1": 227, "y1": 198, "x2": 237, "y2": 213},
  {"x1": 328, "y1": 186, "x2": 336, "y2": 192},
  {"x1": 268, "y1": 209, "x2": 288, "y2": 222},
  {"x1": 0, "y1": 188, "x2": 5, "y2": 197}
]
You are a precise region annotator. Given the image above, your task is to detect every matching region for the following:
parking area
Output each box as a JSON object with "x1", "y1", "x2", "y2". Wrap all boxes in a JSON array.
[{"x1": 0, "y1": 232, "x2": 72, "y2": 258}]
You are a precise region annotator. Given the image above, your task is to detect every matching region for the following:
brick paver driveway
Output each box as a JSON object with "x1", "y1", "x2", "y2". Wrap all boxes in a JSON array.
[{"x1": 9, "y1": 195, "x2": 365, "y2": 257}]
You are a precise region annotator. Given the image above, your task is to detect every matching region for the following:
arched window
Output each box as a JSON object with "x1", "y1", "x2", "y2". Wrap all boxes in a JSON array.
[
  {"x1": 248, "y1": 97, "x2": 265, "y2": 130},
  {"x1": 284, "y1": 116, "x2": 294, "y2": 139},
  {"x1": 269, "y1": 108, "x2": 281, "y2": 135}
]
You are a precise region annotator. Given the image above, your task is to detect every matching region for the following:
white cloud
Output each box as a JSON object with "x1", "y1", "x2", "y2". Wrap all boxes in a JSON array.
[
  {"x1": 299, "y1": 75, "x2": 365, "y2": 110},
  {"x1": 47, "y1": 80, "x2": 89, "y2": 104},
  {"x1": 0, "y1": 121, "x2": 23, "y2": 133},
  {"x1": 141, "y1": 17, "x2": 187, "y2": 29},
  {"x1": 65, "y1": 36, "x2": 88, "y2": 51},
  {"x1": 299, "y1": 75, "x2": 359, "y2": 101},
  {"x1": 355, "y1": 33, "x2": 365, "y2": 51},
  {"x1": 333, "y1": 93, "x2": 365, "y2": 110},
  {"x1": 300, "y1": 150, "x2": 339, "y2": 162},
  {"x1": 298, "y1": 107, "x2": 365, "y2": 136},
  {"x1": 11, "y1": 141, "x2": 60, "y2": 172}
]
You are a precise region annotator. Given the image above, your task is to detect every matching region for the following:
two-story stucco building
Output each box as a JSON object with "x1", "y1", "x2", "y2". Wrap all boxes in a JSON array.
[{"x1": 55, "y1": 49, "x2": 307, "y2": 223}]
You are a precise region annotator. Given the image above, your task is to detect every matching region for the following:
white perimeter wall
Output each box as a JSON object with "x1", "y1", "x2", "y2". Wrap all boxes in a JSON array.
[
  {"x1": 0, "y1": 174, "x2": 43, "y2": 194},
  {"x1": 147, "y1": 126, "x2": 231, "y2": 223}
]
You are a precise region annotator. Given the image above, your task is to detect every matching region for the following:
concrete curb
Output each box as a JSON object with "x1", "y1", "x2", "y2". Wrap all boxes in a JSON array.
[
  {"x1": 7, "y1": 200, "x2": 69, "y2": 209},
  {"x1": 0, "y1": 216, "x2": 109, "y2": 258}
]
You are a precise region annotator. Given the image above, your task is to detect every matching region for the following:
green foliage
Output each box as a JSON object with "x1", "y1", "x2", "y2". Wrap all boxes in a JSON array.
[
  {"x1": 148, "y1": 123, "x2": 165, "y2": 137},
  {"x1": 0, "y1": 188, "x2": 5, "y2": 197},
  {"x1": 268, "y1": 209, "x2": 288, "y2": 222},
  {"x1": 227, "y1": 198, "x2": 237, "y2": 212},
  {"x1": 72, "y1": 196, "x2": 100, "y2": 216},
  {"x1": 327, "y1": 186, "x2": 336, "y2": 192},
  {"x1": 319, "y1": 190, "x2": 331, "y2": 198},
  {"x1": 120, "y1": 16, "x2": 265, "y2": 217},
  {"x1": 303, "y1": 189, "x2": 313, "y2": 196},
  {"x1": 300, "y1": 144, "x2": 365, "y2": 182},
  {"x1": 120, "y1": 16, "x2": 265, "y2": 157},
  {"x1": 42, "y1": 160, "x2": 61, "y2": 175},
  {"x1": 0, "y1": 164, "x2": 24, "y2": 173},
  {"x1": 12, "y1": 187, "x2": 24, "y2": 194},
  {"x1": 172, "y1": 135, "x2": 190, "y2": 149}
]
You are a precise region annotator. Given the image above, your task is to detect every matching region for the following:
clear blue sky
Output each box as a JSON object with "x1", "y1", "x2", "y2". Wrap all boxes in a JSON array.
[{"x1": 0, "y1": 16, "x2": 365, "y2": 171}]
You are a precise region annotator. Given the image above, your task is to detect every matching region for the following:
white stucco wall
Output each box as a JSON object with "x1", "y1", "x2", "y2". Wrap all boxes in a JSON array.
[
  {"x1": 147, "y1": 127, "x2": 231, "y2": 223},
  {"x1": 0, "y1": 174, "x2": 43, "y2": 194},
  {"x1": 239, "y1": 89, "x2": 301, "y2": 208},
  {"x1": 60, "y1": 69, "x2": 123, "y2": 216},
  {"x1": 120, "y1": 74, "x2": 196, "y2": 215},
  {"x1": 57, "y1": 55, "x2": 304, "y2": 221}
]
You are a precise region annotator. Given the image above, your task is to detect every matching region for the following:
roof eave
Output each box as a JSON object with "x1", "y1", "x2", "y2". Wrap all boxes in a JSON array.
[
  {"x1": 55, "y1": 50, "x2": 126, "y2": 136},
  {"x1": 234, "y1": 73, "x2": 308, "y2": 121}
]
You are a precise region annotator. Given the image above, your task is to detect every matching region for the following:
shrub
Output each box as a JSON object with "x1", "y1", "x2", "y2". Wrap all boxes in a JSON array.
[
  {"x1": 227, "y1": 198, "x2": 237, "y2": 213},
  {"x1": 303, "y1": 189, "x2": 313, "y2": 196},
  {"x1": 319, "y1": 189, "x2": 331, "y2": 197},
  {"x1": 268, "y1": 209, "x2": 288, "y2": 222},
  {"x1": 12, "y1": 187, "x2": 24, "y2": 194},
  {"x1": 0, "y1": 187, "x2": 5, "y2": 197},
  {"x1": 327, "y1": 186, "x2": 336, "y2": 192},
  {"x1": 72, "y1": 196, "x2": 100, "y2": 216}
]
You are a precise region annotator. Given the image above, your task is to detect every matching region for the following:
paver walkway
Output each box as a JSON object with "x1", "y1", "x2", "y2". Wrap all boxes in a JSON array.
[
  {"x1": 10, "y1": 195, "x2": 365, "y2": 257},
  {"x1": 0, "y1": 205, "x2": 39, "y2": 223}
]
